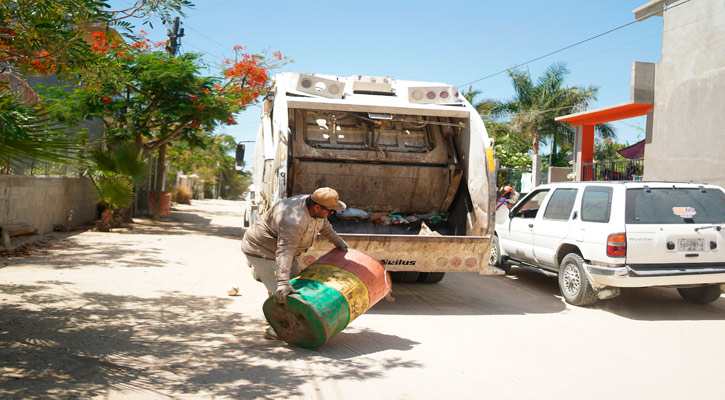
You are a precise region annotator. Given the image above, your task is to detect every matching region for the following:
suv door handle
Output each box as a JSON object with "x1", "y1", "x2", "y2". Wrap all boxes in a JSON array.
[{"x1": 528, "y1": 223, "x2": 534, "y2": 228}]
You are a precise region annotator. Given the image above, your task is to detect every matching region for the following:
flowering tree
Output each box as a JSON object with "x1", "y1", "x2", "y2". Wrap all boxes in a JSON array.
[
  {"x1": 0, "y1": 0, "x2": 193, "y2": 171},
  {"x1": 44, "y1": 31, "x2": 286, "y2": 218},
  {"x1": 0, "y1": 0, "x2": 192, "y2": 82}
]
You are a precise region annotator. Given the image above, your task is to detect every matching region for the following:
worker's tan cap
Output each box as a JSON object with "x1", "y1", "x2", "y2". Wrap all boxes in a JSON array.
[{"x1": 311, "y1": 187, "x2": 347, "y2": 211}]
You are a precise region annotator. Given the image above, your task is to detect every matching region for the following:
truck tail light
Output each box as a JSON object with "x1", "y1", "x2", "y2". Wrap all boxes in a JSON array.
[
  {"x1": 408, "y1": 85, "x2": 460, "y2": 104},
  {"x1": 607, "y1": 233, "x2": 627, "y2": 257}
]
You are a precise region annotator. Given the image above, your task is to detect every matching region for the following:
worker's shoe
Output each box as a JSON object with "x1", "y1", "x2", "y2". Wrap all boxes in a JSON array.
[{"x1": 263, "y1": 327, "x2": 280, "y2": 340}]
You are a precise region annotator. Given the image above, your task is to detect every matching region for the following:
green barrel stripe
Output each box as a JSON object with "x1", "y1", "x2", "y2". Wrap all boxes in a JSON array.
[{"x1": 263, "y1": 279, "x2": 351, "y2": 349}]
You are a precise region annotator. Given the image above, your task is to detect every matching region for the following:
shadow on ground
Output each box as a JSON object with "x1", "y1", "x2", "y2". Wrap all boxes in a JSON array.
[
  {"x1": 369, "y1": 267, "x2": 725, "y2": 321},
  {"x1": 0, "y1": 283, "x2": 420, "y2": 399},
  {"x1": 127, "y1": 211, "x2": 241, "y2": 239}
]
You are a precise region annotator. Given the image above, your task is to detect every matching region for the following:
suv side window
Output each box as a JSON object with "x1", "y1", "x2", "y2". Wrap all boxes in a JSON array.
[
  {"x1": 581, "y1": 186, "x2": 612, "y2": 223},
  {"x1": 543, "y1": 188, "x2": 578, "y2": 220},
  {"x1": 512, "y1": 190, "x2": 550, "y2": 219}
]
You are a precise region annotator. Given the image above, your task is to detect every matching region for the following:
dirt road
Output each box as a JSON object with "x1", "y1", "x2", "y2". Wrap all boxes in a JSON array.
[{"x1": 2, "y1": 199, "x2": 725, "y2": 399}]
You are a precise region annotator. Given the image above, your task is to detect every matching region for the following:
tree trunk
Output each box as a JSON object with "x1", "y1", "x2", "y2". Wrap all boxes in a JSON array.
[{"x1": 151, "y1": 143, "x2": 167, "y2": 220}]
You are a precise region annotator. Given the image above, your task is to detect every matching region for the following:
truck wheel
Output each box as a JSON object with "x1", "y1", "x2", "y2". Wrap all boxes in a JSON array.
[
  {"x1": 417, "y1": 272, "x2": 445, "y2": 283},
  {"x1": 558, "y1": 253, "x2": 597, "y2": 306},
  {"x1": 489, "y1": 236, "x2": 512, "y2": 274},
  {"x1": 677, "y1": 285, "x2": 722, "y2": 304},
  {"x1": 390, "y1": 271, "x2": 420, "y2": 283}
]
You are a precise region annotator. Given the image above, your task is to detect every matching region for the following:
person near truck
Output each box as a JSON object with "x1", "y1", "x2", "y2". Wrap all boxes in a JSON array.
[
  {"x1": 241, "y1": 187, "x2": 349, "y2": 339},
  {"x1": 496, "y1": 181, "x2": 516, "y2": 210}
]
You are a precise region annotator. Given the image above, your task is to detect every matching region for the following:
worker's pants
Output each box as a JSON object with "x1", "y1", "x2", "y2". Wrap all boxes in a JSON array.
[{"x1": 245, "y1": 255, "x2": 300, "y2": 295}]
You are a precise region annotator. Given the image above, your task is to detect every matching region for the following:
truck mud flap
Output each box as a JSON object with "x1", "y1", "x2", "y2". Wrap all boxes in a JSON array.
[{"x1": 301, "y1": 234, "x2": 503, "y2": 275}]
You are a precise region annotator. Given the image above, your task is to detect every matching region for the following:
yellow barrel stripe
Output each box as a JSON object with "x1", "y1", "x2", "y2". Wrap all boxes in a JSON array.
[{"x1": 298, "y1": 263, "x2": 370, "y2": 323}]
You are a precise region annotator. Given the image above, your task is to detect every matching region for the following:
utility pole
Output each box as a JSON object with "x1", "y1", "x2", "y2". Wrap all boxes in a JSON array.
[
  {"x1": 166, "y1": 17, "x2": 184, "y2": 56},
  {"x1": 150, "y1": 16, "x2": 184, "y2": 218}
]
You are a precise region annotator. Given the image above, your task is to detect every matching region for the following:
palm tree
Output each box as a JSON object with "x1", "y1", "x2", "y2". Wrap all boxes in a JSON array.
[
  {"x1": 494, "y1": 62, "x2": 614, "y2": 184},
  {"x1": 0, "y1": 90, "x2": 83, "y2": 173},
  {"x1": 87, "y1": 143, "x2": 147, "y2": 231},
  {"x1": 462, "y1": 86, "x2": 512, "y2": 140}
]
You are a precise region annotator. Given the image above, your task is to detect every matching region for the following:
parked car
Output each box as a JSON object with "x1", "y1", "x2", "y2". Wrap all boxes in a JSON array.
[{"x1": 490, "y1": 181, "x2": 725, "y2": 306}]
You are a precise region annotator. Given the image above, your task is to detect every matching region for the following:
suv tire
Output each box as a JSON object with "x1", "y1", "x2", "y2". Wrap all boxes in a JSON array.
[
  {"x1": 677, "y1": 285, "x2": 722, "y2": 304},
  {"x1": 558, "y1": 253, "x2": 597, "y2": 306},
  {"x1": 490, "y1": 236, "x2": 512, "y2": 274}
]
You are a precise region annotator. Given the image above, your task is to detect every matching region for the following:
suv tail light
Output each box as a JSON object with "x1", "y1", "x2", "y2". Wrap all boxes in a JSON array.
[{"x1": 607, "y1": 233, "x2": 627, "y2": 257}]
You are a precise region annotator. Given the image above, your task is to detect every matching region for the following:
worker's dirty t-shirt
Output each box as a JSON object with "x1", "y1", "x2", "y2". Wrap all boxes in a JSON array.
[{"x1": 241, "y1": 195, "x2": 346, "y2": 277}]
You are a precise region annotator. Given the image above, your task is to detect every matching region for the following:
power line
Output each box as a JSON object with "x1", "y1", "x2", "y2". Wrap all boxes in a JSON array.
[
  {"x1": 425, "y1": 0, "x2": 622, "y2": 78},
  {"x1": 184, "y1": 24, "x2": 233, "y2": 57},
  {"x1": 446, "y1": 0, "x2": 582, "y2": 58},
  {"x1": 189, "y1": 0, "x2": 237, "y2": 17},
  {"x1": 457, "y1": 0, "x2": 692, "y2": 88},
  {"x1": 182, "y1": 25, "x2": 401, "y2": 78},
  {"x1": 457, "y1": 20, "x2": 638, "y2": 88}
]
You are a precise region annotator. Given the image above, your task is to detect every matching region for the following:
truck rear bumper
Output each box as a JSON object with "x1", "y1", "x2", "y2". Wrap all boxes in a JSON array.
[
  {"x1": 585, "y1": 263, "x2": 725, "y2": 288},
  {"x1": 304, "y1": 233, "x2": 504, "y2": 275}
]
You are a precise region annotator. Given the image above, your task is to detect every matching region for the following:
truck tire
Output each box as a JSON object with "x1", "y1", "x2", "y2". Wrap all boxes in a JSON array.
[
  {"x1": 489, "y1": 236, "x2": 512, "y2": 274},
  {"x1": 417, "y1": 272, "x2": 445, "y2": 283},
  {"x1": 558, "y1": 253, "x2": 597, "y2": 306},
  {"x1": 677, "y1": 285, "x2": 722, "y2": 304},
  {"x1": 389, "y1": 271, "x2": 420, "y2": 283}
]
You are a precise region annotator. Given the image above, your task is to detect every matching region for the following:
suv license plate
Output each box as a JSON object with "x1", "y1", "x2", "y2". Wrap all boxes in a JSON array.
[{"x1": 678, "y1": 238, "x2": 705, "y2": 252}]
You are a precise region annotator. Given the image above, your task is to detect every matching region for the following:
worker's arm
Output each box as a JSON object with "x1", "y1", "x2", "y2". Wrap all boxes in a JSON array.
[
  {"x1": 320, "y1": 219, "x2": 348, "y2": 251},
  {"x1": 274, "y1": 219, "x2": 302, "y2": 303}
]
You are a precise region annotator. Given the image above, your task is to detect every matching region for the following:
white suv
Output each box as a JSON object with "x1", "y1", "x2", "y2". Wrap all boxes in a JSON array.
[{"x1": 490, "y1": 181, "x2": 725, "y2": 306}]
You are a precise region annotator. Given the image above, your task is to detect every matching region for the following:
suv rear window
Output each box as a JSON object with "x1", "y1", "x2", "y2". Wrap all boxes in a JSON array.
[{"x1": 626, "y1": 188, "x2": 725, "y2": 224}]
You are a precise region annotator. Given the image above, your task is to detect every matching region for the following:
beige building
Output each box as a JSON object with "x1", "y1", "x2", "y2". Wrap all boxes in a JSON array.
[
  {"x1": 557, "y1": 0, "x2": 725, "y2": 187},
  {"x1": 637, "y1": 0, "x2": 725, "y2": 185}
]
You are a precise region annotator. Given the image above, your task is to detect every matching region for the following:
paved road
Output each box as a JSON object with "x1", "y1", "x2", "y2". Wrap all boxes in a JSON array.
[{"x1": 2, "y1": 199, "x2": 724, "y2": 399}]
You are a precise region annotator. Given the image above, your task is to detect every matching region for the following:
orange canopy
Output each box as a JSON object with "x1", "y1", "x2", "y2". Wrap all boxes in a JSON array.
[{"x1": 555, "y1": 102, "x2": 653, "y2": 126}]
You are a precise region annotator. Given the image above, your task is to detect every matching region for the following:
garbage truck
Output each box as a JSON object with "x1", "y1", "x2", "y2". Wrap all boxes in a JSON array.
[{"x1": 239, "y1": 72, "x2": 502, "y2": 283}]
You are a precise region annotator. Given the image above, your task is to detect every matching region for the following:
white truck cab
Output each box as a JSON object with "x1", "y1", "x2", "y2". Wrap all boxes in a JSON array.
[{"x1": 491, "y1": 181, "x2": 725, "y2": 305}]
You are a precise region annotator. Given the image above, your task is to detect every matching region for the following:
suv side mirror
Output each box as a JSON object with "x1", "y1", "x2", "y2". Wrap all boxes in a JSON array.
[
  {"x1": 508, "y1": 209, "x2": 514, "y2": 219},
  {"x1": 235, "y1": 144, "x2": 245, "y2": 174}
]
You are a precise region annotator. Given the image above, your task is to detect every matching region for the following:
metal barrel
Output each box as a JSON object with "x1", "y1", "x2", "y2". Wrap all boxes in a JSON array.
[{"x1": 262, "y1": 248, "x2": 391, "y2": 349}]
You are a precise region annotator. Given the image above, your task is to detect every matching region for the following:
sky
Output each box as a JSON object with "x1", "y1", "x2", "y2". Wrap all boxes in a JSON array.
[{"x1": 110, "y1": 0, "x2": 664, "y2": 167}]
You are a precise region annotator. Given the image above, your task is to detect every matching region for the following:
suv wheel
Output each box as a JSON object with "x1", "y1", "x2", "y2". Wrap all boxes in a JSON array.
[
  {"x1": 558, "y1": 253, "x2": 597, "y2": 306},
  {"x1": 677, "y1": 285, "x2": 722, "y2": 304},
  {"x1": 490, "y1": 236, "x2": 512, "y2": 274}
]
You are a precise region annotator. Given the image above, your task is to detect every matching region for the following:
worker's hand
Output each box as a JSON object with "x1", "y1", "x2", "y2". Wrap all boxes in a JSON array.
[
  {"x1": 337, "y1": 240, "x2": 349, "y2": 252},
  {"x1": 274, "y1": 282, "x2": 300, "y2": 304}
]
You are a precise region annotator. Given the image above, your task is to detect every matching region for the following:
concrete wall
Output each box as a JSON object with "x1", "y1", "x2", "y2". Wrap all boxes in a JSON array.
[
  {"x1": 548, "y1": 167, "x2": 573, "y2": 183},
  {"x1": 0, "y1": 176, "x2": 98, "y2": 234},
  {"x1": 638, "y1": 0, "x2": 725, "y2": 186}
]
